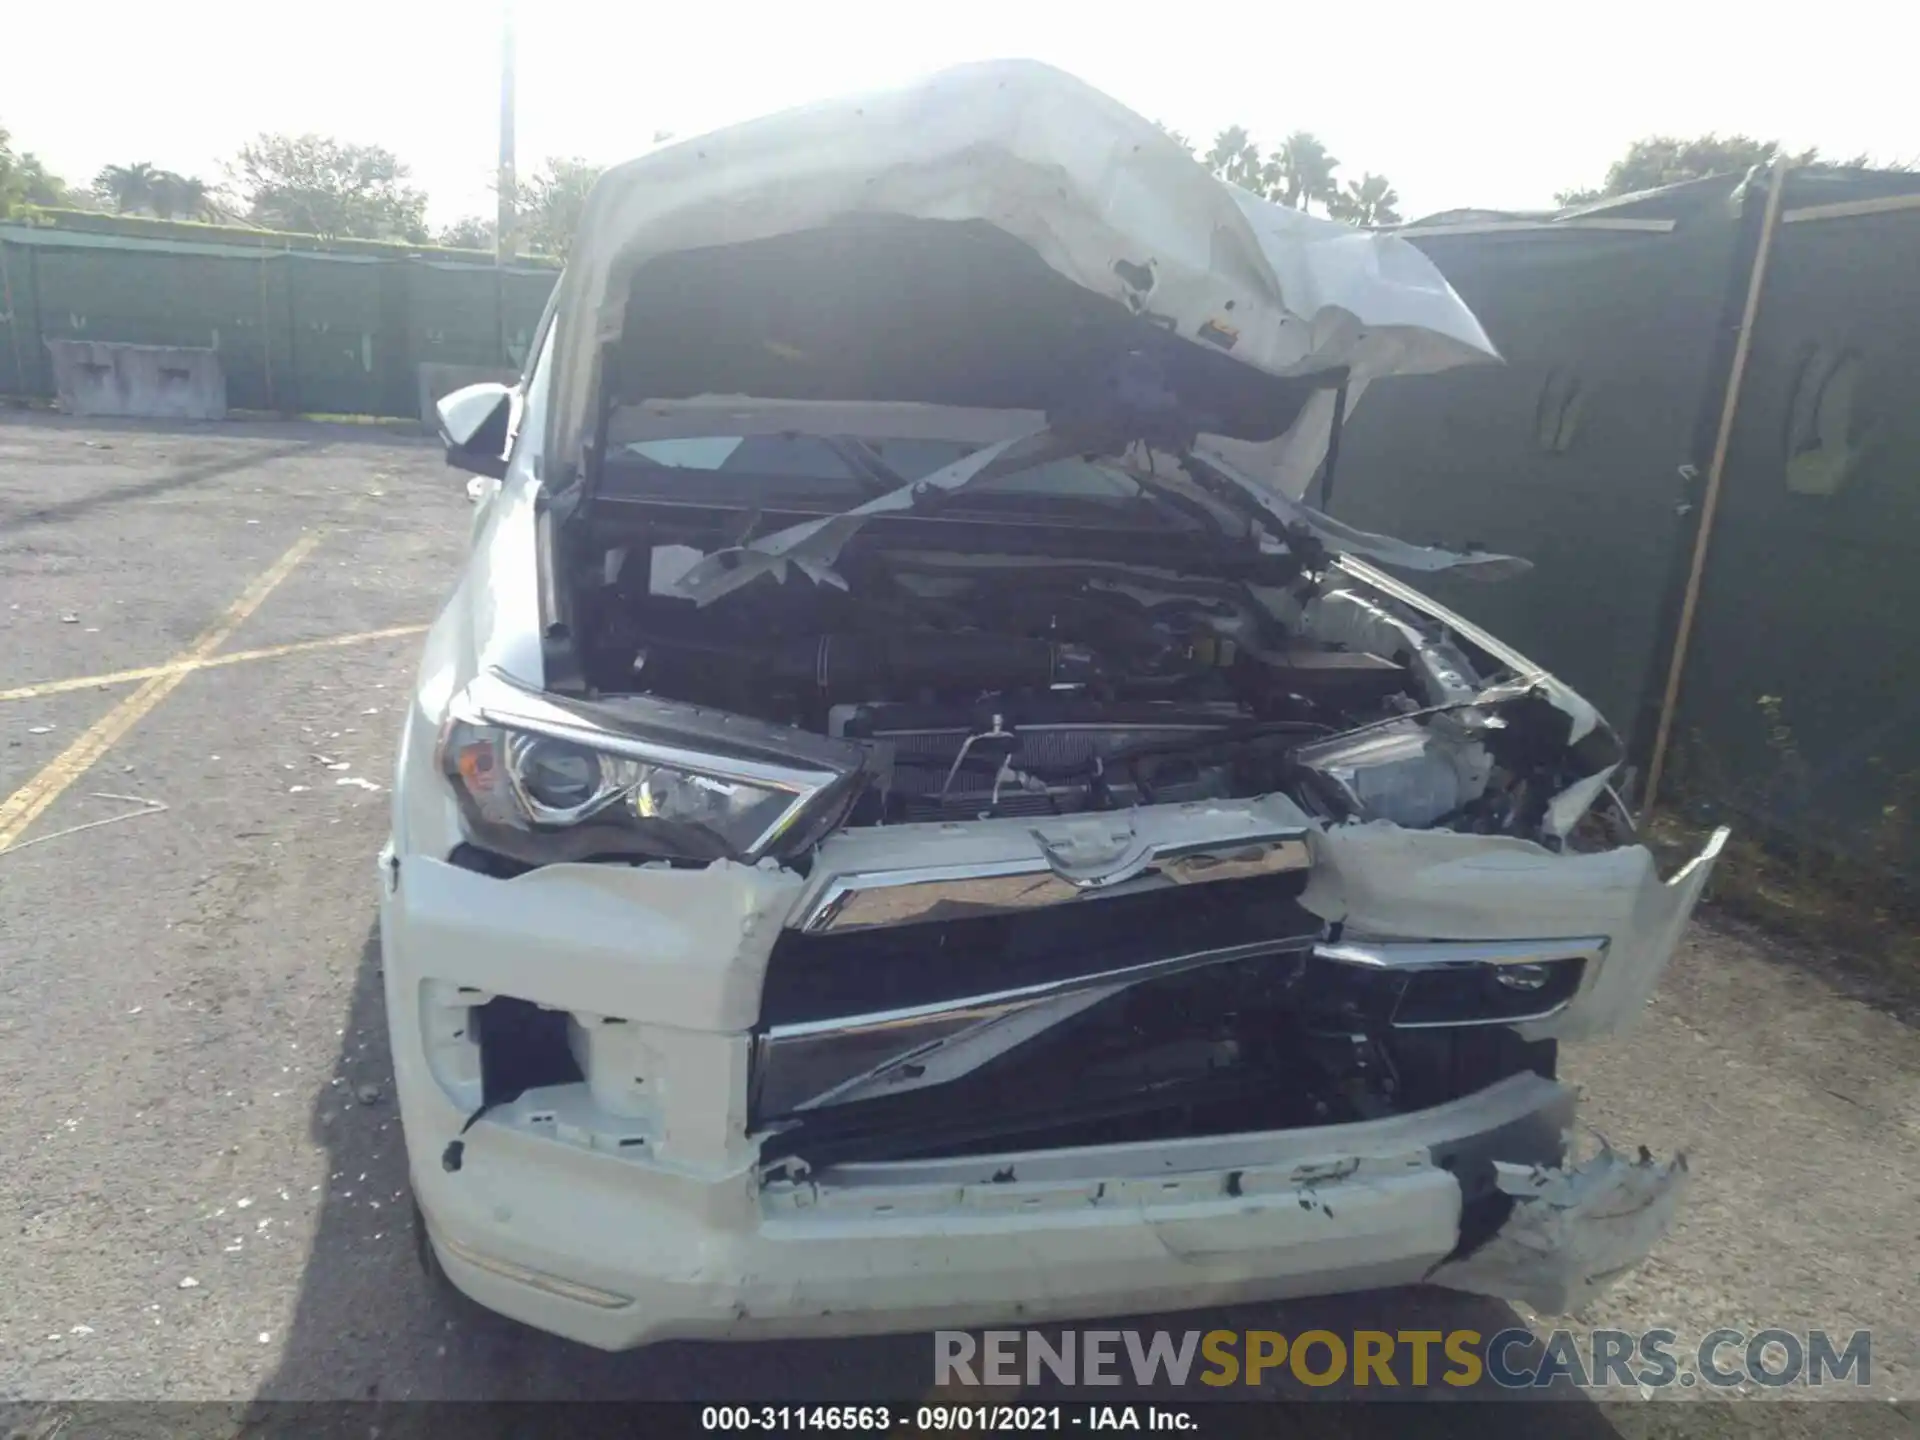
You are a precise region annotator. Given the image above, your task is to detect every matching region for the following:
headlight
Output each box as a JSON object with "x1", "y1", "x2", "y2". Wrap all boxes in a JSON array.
[
  {"x1": 439, "y1": 676, "x2": 860, "y2": 866},
  {"x1": 1292, "y1": 719, "x2": 1492, "y2": 830}
]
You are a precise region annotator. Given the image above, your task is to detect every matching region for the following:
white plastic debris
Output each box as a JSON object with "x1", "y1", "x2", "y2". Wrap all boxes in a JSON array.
[
  {"x1": 236, "y1": 1197, "x2": 253, "y2": 1208},
  {"x1": 178, "y1": 1276, "x2": 200, "y2": 1289},
  {"x1": 28, "y1": 725, "x2": 54, "y2": 735},
  {"x1": 288, "y1": 785, "x2": 310, "y2": 794},
  {"x1": 1429, "y1": 1145, "x2": 1688, "y2": 1313},
  {"x1": 337, "y1": 776, "x2": 381, "y2": 792}
]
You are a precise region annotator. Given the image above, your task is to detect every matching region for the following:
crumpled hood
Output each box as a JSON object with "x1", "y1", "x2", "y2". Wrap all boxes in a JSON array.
[{"x1": 546, "y1": 59, "x2": 1498, "y2": 499}]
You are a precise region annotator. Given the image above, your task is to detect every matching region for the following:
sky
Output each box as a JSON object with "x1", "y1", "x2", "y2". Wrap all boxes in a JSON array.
[{"x1": 8, "y1": 1, "x2": 1918, "y2": 228}]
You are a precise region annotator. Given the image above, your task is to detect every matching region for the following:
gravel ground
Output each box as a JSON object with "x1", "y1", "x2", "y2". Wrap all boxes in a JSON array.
[{"x1": 1, "y1": 414, "x2": 1915, "y2": 1433}]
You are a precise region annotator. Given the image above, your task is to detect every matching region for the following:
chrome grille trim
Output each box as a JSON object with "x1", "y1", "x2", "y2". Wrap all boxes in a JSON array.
[{"x1": 797, "y1": 829, "x2": 1312, "y2": 933}]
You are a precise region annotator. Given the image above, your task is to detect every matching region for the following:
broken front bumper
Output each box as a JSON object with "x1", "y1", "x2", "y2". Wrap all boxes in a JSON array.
[{"x1": 378, "y1": 820, "x2": 1715, "y2": 1350}]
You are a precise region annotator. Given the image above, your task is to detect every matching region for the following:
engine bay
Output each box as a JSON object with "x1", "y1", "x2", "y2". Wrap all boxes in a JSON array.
[{"x1": 569, "y1": 539, "x2": 1615, "y2": 844}]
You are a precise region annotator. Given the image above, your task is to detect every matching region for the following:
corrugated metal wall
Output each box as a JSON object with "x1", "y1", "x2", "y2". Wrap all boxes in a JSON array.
[
  {"x1": 1664, "y1": 176, "x2": 1920, "y2": 872},
  {"x1": 1332, "y1": 169, "x2": 1920, "y2": 878},
  {"x1": 0, "y1": 228, "x2": 558, "y2": 417},
  {"x1": 1329, "y1": 178, "x2": 1752, "y2": 740}
]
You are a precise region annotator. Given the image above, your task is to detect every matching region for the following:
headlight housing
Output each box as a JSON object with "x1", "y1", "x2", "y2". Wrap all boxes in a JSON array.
[
  {"x1": 439, "y1": 675, "x2": 863, "y2": 866},
  {"x1": 1291, "y1": 719, "x2": 1492, "y2": 830}
]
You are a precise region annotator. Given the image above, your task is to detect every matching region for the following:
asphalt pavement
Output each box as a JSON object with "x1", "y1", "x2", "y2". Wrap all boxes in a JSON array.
[{"x1": 1, "y1": 413, "x2": 1915, "y2": 1434}]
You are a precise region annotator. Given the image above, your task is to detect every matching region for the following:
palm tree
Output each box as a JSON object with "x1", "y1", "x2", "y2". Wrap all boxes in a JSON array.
[
  {"x1": 1265, "y1": 132, "x2": 1341, "y2": 212},
  {"x1": 93, "y1": 161, "x2": 159, "y2": 213},
  {"x1": 146, "y1": 171, "x2": 215, "y2": 220},
  {"x1": 1204, "y1": 126, "x2": 1265, "y2": 193},
  {"x1": 1328, "y1": 173, "x2": 1402, "y2": 227}
]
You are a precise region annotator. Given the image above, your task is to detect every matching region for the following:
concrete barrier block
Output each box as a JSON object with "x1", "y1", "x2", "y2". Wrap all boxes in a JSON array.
[
  {"x1": 46, "y1": 340, "x2": 227, "y2": 420},
  {"x1": 418, "y1": 363, "x2": 518, "y2": 429}
]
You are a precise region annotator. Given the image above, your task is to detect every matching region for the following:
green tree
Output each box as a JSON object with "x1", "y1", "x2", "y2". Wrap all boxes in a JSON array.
[
  {"x1": 231, "y1": 134, "x2": 428, "y2": 240},
  {"x1": 94, "y1": 160, "x2": 161, "y2": 213},
  {"x1": 1264, "y1": 131, "x2": 1342, "y2": 212},
  {"x1": 1202, "y1": 126, "x2": 1369, "y2": 219},
  {"x1": 93, "y1": 163, "x2": 223, "y2": 220},
  {"x1": 3, "y1": 128, "x2": 71, "y2": 214},
  {"x1": 515, "y1": 156, "x2": 604, "y2": 259},
  {"x1": 1204, "y1": 125, "x2": 1264, "y2": 192},
  {"x1": 438, "y1": 215, "x2": 497, "y2": 250},
  {"x1": 0, "y1": 128, "x2": 20, "y2": 216},
  {"x1": 16, "y1": 155, "x2": 67, "y2": 208},
  {"x1": 1327, "y1": 172, "x2": 1402, "y2": 227},
  {"x1": 1555, "y1": 135, "x2": 1812, "y2": 205},
  {"x1": 146, "y1": 171, "x2": 217, "y2": 221}
]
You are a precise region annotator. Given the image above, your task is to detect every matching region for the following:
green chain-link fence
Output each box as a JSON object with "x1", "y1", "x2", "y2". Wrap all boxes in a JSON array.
[{"x1": 0, "y1": 224, "x2": 557, "y2": 416}]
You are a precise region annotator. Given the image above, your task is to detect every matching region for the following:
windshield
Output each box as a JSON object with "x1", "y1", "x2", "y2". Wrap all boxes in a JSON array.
[{"x1": 616, "y1": 435, "x2": 1146, "y2": 502}]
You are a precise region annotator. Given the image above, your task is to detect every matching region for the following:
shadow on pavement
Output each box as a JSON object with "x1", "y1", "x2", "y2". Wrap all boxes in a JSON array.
[
  {"x1": 0, "y1": 440, "x2": 332, "y2": 532},
  {"x1": 254, "y1": 925, "x2": 1626, "y2": 1435},
  {"x1": 0, "y1": 410, "x2": 430, "y2": 446}
]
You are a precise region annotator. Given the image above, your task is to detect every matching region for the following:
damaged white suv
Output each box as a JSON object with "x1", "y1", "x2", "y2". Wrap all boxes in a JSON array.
[{"x1": 382, "y1": 61, "x2": 1726, "y2": 1350}]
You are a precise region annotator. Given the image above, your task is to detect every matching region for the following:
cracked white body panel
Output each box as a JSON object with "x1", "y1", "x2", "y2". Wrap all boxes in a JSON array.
[
  {"x1": 1429, "y1": 1147, "x2": 1691, "y2": 1314},
  {"x1": 547, "y1": 60, "x2": 1497, "y2": 497},
  {"x1": 379, "y1": 856, "x2": 1599, "y2": 1353},
  {"x1": 1300, "y1": 821, "x2": 1726, "y2": 1041}
]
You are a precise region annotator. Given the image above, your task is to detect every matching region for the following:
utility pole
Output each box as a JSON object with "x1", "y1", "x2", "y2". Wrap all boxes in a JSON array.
[
  {"x1": 494, "y1": 0, "x2": 517, "y2": 367},
  {"x1": 1642, "y1": 154, "x2": 1791, "y2": 813},
  {"x1": 496, "y1": 0, "x2": 517, "y2": 265}
]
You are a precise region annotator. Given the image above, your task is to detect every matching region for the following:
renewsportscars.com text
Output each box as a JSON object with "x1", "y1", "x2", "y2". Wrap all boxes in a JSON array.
[{"x1": 934, "y1": 1327, "x2": 1872, "y2": 1391}]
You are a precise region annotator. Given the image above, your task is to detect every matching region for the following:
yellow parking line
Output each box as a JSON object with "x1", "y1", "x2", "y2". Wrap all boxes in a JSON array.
[
  {"x1": 0, "y1": 531, "x2": 324, "y2": 852},
  {"x1": 0, "y1": 624, "x2": 429, "y2": 703}
]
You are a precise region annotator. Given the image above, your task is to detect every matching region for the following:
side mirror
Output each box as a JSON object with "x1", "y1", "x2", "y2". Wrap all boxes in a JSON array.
[{"x1": 437, "y1": 382, "x2": 514, "y2": 480}]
